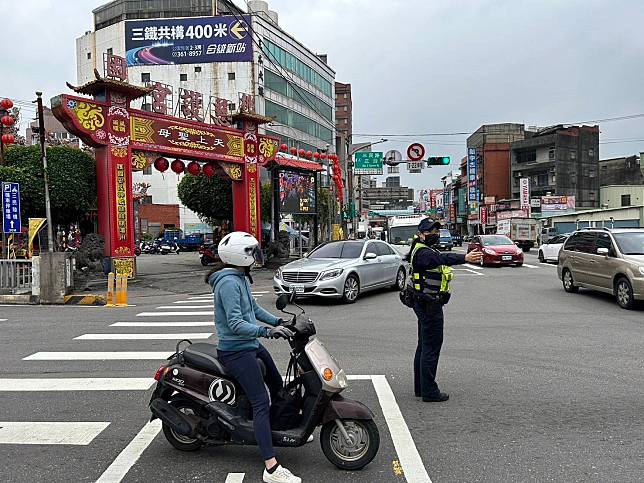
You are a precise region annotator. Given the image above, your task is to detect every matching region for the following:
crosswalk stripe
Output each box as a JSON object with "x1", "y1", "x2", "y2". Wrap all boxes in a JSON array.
[
  {"x1": 0, "y1": 319, "x2": 6, "y2": 322},
  {"x1": 225, "y1": 474, "x2": 245, "y2": 483},
  {"x1": 137, "y1": 311, "x2": 211, "y2": 317},
  {"x1": 156, "y1": 305, "x2": 214, "y2": 309},
  {"x1": 0, "y1": 422, "x2": 110, "y2": 445},
  {"x1": 463, "y1": 263, "x2": 483, "y2": 270},
  {"x1": 0, "y1": 378, "x2": 154, "y2": 391},
  {"x1": 74, "y1": 333, "x2": 213, "y2": 340},
  {"x1": 23, "y1": 352, "x2": 172, "y2": 361},
  {"x1": 111, "y1": 321, "x2": 213, "y2": 327},
  {"x1": 522, "y1": 263, "x2": 539, "y2": 269}
]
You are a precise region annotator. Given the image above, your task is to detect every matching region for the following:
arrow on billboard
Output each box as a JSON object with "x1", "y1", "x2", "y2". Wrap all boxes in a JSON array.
[
  {"x1": 9, "y1": 221, "x2": 14, "y2": 229},
  {"x1": 230, "y1": 20, "x2": 248, "y2": 40}
]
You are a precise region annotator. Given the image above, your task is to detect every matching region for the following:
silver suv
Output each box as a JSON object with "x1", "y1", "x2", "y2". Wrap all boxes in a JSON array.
[{"x1": 558, "y1": 228, "x2": 644, "y2": 309}]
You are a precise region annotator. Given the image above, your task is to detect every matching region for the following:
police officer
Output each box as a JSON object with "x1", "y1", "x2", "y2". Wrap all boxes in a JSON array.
[{"x1": 407, "y1": 219, "x2": 483, "y2": 402}]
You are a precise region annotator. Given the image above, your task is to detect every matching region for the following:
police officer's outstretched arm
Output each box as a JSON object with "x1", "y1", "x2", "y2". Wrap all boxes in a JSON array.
[{"x1": 414, "y1": 248, "x2": 482, "y2": 270}]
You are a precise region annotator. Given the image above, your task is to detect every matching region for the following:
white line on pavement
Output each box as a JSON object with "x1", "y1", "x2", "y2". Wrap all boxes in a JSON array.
[
  {"x1": 95, "y1": 420, "x2": 162, "y2": 483},
  {"x1": 0, "y1": 378, "x2": 154, "y2": 391},
  {"x1": 173, "y1": 300, "x2": 211, "y2": 304},
  {"x1": 371, "y1": 375, "x2": 432, "y2": 483},
  {"x1": 136, "y1": 311, "x2": 212, "y2": 317},
  {"x1": 0, "y1": 319, "x2": 6, "y2": 321},
  {"x1": 463, "y1": 263, "x2": 483, "y2": 270},
  {"x1": 156, "y1": 305, "x2": 214, "y2": 309},
  {"x1": 111, "y1": 321, "x2": 213, "y2": 327},
  {"x1": 24, "y1": 352, "x2": 172, "y2": 361},
  {"x1": 522, "y1": 263, "x2": 539, "y2": 269},
  {"x1": 225, "y1": 474, "x2": 245, "y2": 483},
  {"x1": 0, "y1": 421, "x2": 110, "y2": 445},
  {"x1": 457, "y1": 268, "x2": 484, "y2": 276},
  {"x1": 74, "y1": 333, "x2": 213, "y2": 340}
]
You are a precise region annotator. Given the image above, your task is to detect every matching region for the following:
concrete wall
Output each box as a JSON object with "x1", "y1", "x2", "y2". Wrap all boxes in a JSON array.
[{"x1": 139, "y1": 203, "x2": 180, "y2": 234}]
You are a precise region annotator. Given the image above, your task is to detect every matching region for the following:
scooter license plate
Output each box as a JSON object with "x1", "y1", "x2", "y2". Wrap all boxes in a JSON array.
[{"x1": 290, "y1": 284, "x2": 305, "y2": 294}]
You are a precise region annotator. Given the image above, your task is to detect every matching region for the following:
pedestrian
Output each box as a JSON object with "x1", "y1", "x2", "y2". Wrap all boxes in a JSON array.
[{"x1": 406, "y1": 218, "x2": 483, "y2": 402}]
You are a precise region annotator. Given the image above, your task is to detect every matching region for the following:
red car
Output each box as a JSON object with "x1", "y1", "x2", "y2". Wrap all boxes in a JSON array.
[{"x1": 467, "y1": 235, "x2": 524, "y2": 267}]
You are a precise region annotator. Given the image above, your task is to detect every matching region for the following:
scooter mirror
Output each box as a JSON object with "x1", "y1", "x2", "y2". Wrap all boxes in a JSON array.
[{"x1": 276, "y1": 294, "x2": 289, "y2": 311}]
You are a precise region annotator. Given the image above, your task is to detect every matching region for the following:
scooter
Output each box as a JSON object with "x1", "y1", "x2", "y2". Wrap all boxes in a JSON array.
[
  {"x1": 148, "y1": 292, "x2": 380, "y2": 470},
  {"x1": 198, "y1": 244, "x2": 218, "y2": 266}
]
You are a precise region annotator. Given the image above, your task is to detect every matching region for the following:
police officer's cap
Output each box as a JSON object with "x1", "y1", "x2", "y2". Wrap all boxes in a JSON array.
[{"x1": 418, "y1": 218, "x2": 441, "y2": 232}]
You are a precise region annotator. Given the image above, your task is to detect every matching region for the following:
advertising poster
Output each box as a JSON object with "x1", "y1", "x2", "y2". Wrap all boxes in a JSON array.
[
  {"x1": 279, "y1": 170, "x2": 317, "y2": 215},
  {"x1": 467, "y1": 148, "x2": 478, "y2": 202},
  {"x1": 541, "y1": 195, "x2": 576, "y2": 214},
  {"x1": 520, "y1": 178, "x2": 530, "y2": 212}
]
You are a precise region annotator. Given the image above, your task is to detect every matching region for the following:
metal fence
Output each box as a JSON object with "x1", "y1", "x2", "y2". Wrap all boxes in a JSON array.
[{"x1": 0, "y1": 260, "x2": 33, "y2": 294}]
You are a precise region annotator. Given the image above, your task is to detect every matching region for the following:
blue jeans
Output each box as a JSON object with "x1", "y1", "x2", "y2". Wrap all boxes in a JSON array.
[
  {"x1": 413, "y1": 299, "x2": 444, "y2": 398},
  {"x1": 217, "y1": 344, "x2": 283, "y2": 460}
]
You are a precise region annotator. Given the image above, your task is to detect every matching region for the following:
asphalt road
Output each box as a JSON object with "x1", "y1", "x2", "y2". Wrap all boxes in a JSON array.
[{"x1": 0, "y1": 248, "x2": 642, "y2": 482}]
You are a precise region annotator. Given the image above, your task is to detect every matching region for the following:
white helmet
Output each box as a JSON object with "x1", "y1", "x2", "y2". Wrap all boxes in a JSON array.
[{"x1": 218, "y1": 231, "x2": 264, "y2": 267}]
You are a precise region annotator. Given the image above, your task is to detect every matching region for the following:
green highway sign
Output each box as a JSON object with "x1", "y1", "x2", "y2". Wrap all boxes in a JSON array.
[{"x1": 354, "y1": 152, "x2": 384, "y2": 175}]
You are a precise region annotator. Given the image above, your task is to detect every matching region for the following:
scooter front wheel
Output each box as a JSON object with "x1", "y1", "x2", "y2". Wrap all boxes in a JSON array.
[
  {"x1": 320, "y1": 419, "x2": 379, "y2": 470},
  {"x1": 161, "y1": 399, "x2": 203, "y2": 452}
]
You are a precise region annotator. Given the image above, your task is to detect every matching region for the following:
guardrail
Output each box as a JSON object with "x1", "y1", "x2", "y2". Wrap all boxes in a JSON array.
[{"x1": 0, "y1": 259, "x2": 33, "y2": 294}]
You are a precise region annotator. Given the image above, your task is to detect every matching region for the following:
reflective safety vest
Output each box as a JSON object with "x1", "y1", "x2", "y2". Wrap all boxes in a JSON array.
[{"x1": 410, "y1": 243, "x2": 454, "y2": 296}]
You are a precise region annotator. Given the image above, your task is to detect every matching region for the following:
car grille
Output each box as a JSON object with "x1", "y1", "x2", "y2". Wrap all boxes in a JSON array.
[{"x1": 282, "y1": 271, "x2": 319, "y2": 283}]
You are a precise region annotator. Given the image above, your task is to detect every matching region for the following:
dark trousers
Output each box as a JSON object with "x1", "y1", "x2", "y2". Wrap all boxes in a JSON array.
[
  {"x1": 413, "y1": 299, "x2": 445, "y2": 398},
  {"x1": 218, "y1": 344, "x2": 283, "y2": 460}
]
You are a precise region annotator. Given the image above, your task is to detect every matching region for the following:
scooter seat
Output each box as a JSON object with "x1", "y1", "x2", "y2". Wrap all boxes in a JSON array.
[{"x1": 183, "y1": 343, "x2": 228, "y2": 376}]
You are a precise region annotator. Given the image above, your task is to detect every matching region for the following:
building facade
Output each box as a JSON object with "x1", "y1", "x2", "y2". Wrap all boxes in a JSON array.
[
  {"x1": 335, "y1": 82, "x2": 352, "y2": 140},
  {"x1": 599, "y1": 155, "x2": 644, "y2": 186},
  {"x1": 76, "y1": 0, "x2": 335, "y2": 231},
  {"x1": 510, "y1": 125, "x2": 600, "y2": 208},
  {"x1": 600, "y1": 185, "x2": 644, "y2": 209},
  {"x1": 25, "y1": 107, "x2": 80, "y2": 147}
]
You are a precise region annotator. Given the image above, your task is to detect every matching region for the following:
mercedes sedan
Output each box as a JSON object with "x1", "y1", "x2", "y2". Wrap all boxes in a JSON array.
[{"x1": 273, "y1": 240, "x2": 407, "y2": 303}]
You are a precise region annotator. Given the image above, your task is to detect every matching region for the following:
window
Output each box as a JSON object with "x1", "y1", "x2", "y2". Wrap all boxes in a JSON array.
[
  {"x1": 566, "y1": 232, "x2": 595, "y2": 253},
  {"x1": 228, "y1": 103, "x2": 236, "y2": 112},
  {"x1": 549, "y1": 149, "x2": 555, "y2": 160},
  {"x1": 194, "y1": 66, "x2": 201, "y2": 73},
  {"x1": 180, "y1": 74, "x2": 187, "y2": 81},
  {"x1": 143, "y1": 165, "x2": 152, "y2": 175},
  {"x1": 589, "y1": 147, "x2": 595, "y2": 157},
  {"x1": 343, "y1": 93, "x2": 348, "y2": 99},
  {"x1": 516, "y1": 150, "x2": 536, "y2": 163},
  {"x1": 309, "y1": 241, "x2": 365, "y2": 259},
  {"x1": 86, "y1": 52, "x2": 92, "y2": 60},
  {"x1": 621, "y1": 194, "x2": 631, "y2": 206},
  {"x1": 228, "y1": 72, "x2": 235, "y2": 80},
  {"x1": 344, "y1": 106, "x2": 348, "y2": 111},
  {"x1": 570, "y1": 150, "x2": 577, "y2": 160},
  {"x1": 107, "y1": 48, "x2": 113, "y2": 55},
  {"x1": 141, "y1": 73, "x2": 150, "y2": 82},
  {"x1": 374, "y1": 242, "x2": 393, "y2": 256},
  {"x1": 595, "y1": 233, "x2": 613, "y2": 253}
]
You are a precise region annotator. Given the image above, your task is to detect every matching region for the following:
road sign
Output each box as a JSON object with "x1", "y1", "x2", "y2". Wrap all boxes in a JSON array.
[
  {"x1": 354, "y1": 152, "x2": 383, "y2": 175},
  {"x1": 407, "y1": 143, "x2": 425, "y2": 161},
  {"x1": 2, "y1": 182, "x2": 22, "y2": 234},
  {"x1": 384, "y1": 149, "x2": 402, "y2": 166},
  {"x1": 407, "y1": 161, "x2": 424, "y2": 173}
]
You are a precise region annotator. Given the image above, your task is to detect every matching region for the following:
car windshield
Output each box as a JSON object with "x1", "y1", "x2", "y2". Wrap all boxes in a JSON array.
[
  {"x1": 389, "y1": 226, "x2": 418, "y2": 245},
  {"x1": 308, "y1": 241, "x2": 364, "y2": 259},
  {"x1": 482, "y1": 236, "x2": 514, "y2": 246},
  {"x1": 613, "y1": 232, "x2": 644, "y2": 255},
  {"x1": 439, "y1": 229, "x2": 451, "y2": 238}
]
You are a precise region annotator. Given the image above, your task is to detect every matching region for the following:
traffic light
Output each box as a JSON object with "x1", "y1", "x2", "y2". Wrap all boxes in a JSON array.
[{"x1": 427, "y1": 156, "x2": 450, "y2": 166}]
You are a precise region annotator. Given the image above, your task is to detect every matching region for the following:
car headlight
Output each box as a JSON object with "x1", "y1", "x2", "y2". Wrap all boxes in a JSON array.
[
  {"x1": 275, "y1": 268, "x2": 282, "y2": 280},
  {"x1": 483, "y1": 248, "x2": 495, "y2": 255},
  {"x1": 320, "y1": 268, "x2": 343, "y2": 281},
  {"x1": 638, "y1": 266, "x2": 644, "y2": 276},
  {"x1": 517, "y1": 248, "x2": 523, "y2": 254}
]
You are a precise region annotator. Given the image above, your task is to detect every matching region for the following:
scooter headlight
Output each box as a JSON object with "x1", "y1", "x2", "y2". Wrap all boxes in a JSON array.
[{"x1": 336, "y1": 369, "x2": 348, "y2": 388}]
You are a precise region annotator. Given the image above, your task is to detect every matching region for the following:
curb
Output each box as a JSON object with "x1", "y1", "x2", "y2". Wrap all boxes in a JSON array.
[{"x1": 64, "y1": 294, "x2": 107, "y2": 306}]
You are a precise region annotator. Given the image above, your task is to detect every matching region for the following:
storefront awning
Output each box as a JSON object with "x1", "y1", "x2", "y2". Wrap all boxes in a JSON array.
[{"x1": 266, "y1": 155, "x2": 325, "y2": 172}]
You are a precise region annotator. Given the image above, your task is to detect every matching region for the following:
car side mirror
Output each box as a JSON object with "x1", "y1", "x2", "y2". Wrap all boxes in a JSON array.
[
  {"x1": 364, "y1": 252, "x2": 377, "y2": 260},
  {"x1": 596, "y1": 247, "x2": 609, "y2": 257}
]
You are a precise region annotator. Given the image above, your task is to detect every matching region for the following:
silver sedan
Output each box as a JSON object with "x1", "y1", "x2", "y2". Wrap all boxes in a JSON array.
[{"x1": 273, "y1": 240, "x2": 407, "y2": 303}]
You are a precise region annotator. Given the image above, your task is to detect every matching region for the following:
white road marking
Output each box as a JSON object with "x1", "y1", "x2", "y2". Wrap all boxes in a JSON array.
[
  {"x1": 111, "y1": 321, "x2": 213, "y2": 327},
  {"x1": 173, "y1": 300, "x2": 211, "y2": 304},
  {"x1": 0, "y1": 319, "x2": 6, "y2": 321},
  {"x1": 95, "y1": 420, "x2": 162, "y2": 483},
  {"x1": 137, "y1": 311, "x2": 212, "y2": 317},
  {"x1": 74, "y1": 333, "x2": 213, "y2": 340},
  {"x1": 188, "y1": 296, "x2": 214, "y2": 300},
  {"x1": 0, "y1": 421, "x2": 110, "y2": 445},
  {"x1": 225, "y1": 474, "x2": 245, "y2": 483},
  {"x1": 522, "y1": 263, "x2": 539, "y2": 269},
  {"x1": 454, "y1": 268, "x2": 484, "y2": 276},
  {"x1": 24, "y1": 352, "x2": 172, "y2": 361},
  {"x1": 0, "y1": 378, "x2": 154, "y2": 391},
  {"x1": 371, "y1": 375, "x2": 432, "y2": 483},
  {"x1": 156, "y1": 305, "x2": 214, "y2": 309},
  {"x1": 463, "y1": 263, "x2": 483, "y2": 270}
]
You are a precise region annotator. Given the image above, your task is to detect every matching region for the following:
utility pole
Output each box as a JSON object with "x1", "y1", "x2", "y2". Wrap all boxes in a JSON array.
[{"x1": 36, "y1": 92, "x2": 54, "y2": 252}]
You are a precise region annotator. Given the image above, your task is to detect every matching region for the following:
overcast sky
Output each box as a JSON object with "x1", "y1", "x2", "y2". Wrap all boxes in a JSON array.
[{"x1": 4, "y1": 0, "x2": 644, "y2": 193}]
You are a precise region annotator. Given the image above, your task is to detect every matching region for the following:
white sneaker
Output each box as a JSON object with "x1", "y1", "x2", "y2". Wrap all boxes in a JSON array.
[{"x1": 262, "y1": 464, "x2": 302, "y2": 483}]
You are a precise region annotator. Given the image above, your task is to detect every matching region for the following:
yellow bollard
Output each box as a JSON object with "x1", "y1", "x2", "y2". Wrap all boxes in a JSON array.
[
  {"x1": 106, "y1": 272, "x2": 115, "y2": 307},
  {"x1": 118, "y1": 275, "x2": 128, "y2": 307}
]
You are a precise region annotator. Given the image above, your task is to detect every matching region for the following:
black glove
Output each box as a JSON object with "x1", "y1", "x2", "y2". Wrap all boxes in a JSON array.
[
  {"x1": 265, "y1": 326, "x2": 295, "y2": 339},
  {"x1": 277, "y1": 318, "x2": 291, "y2": 326}
]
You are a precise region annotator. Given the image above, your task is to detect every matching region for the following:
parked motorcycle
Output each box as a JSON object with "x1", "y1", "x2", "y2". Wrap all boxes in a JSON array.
[
  {"x1": 148, "y1": 292, "x2": 380, "y2": 470},
  {"x1": 198, "y1": 244, "x2": 218, "y2": 266}
]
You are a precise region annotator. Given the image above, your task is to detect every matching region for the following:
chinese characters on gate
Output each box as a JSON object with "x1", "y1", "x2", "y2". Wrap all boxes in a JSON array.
[{"x1": 115, "y1": 164, "x2": 127, "y2": 241}]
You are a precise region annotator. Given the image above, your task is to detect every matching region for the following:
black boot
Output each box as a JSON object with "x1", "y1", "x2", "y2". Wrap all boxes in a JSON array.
[{"x1": 422, "y1": 392, "x2": 449, "y2": 402}]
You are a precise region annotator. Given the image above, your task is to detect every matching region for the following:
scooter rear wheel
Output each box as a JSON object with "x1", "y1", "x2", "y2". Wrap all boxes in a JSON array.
[
  {"x1": 162, "y1": 399, "x2": 203, "y2": 451},
  {"x1": 320, "y1": 419, "x2": 379, "y2": 470}
]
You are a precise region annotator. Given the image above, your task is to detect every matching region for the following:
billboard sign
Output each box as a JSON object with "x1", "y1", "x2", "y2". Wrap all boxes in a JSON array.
[
  {"x1": 530, "y1": 198, "x2": 542, "y2": 208},
  {"x1": 467, "y1": 148, "x2": 478, "y2": 202},
  {"x1": 520, "y1": 178, "x2": 530, "y2": 210},
  {"x1": 480, "y1": 206, "x2": 487, "y2": 225},
  {"x1": 541, "y1": 195, "x2": 576, "y2": 213},
  {"x1": 496, "y1": 209, "x2": 529, "y2": 220},
  {"x1": 354, "y1": 152, "x2": 383, "y2": 175},
  {"x1": 278, "y1": 170, "x2": 317, "y2": 215},
  {"x1": 2, "y1": 182, "x2": 21, "y2": 234},
  {"x1": 125, "y1": 15, "x2": 253, "y2": 66}
]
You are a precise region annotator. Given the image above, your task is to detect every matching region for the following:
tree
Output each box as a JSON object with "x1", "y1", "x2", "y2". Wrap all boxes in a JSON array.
[{"x1": 0, "y1": 145, "x2": 96, "y2": 225}]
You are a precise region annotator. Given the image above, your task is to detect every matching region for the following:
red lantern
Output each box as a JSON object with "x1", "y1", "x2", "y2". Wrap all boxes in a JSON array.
[
  {"x1": 153, "y1": 156, "x2": 169, "y2": 172},
  {"x1": 280, "y1": 143, "x2": 288, "y2": 152},
  {"x1": 1, "y1": 115, "x2": 15, "y2": 127},
  {"x1": 202, "y1": 163, "x2": 216, "y2": 177},
  {"x1": 305, "y1": 150, "x2": 312, "y2": 159},
  {"x1": 313, "y1": 152, "x2": 320, "y2": 160},
  {"x1": 1, "y1": 133, "x2": 15, "y2": 145},
  {"x1": 298, "y1": 148, "x2": 305, "y2": 157},
  {"x1": 187, "y1": 161, "x2": 201, "y2": 176},
  {"x1": 320, "y1": 153, "x2": 327, "y2": 160},
  {"x1": 171, "y1": 159, "x2": 185, "y2": 174},
  {"x1": 0, "y1": 98, "x2": 13, "y2": 110},
  {"x1": 289, "y1": 146, "x2": 297, "y2": 155}
]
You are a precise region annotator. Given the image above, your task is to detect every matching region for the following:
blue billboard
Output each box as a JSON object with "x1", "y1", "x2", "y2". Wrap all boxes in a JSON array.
[{"x1": 125, "y1": 15, "x2": 253, "y2": 66}]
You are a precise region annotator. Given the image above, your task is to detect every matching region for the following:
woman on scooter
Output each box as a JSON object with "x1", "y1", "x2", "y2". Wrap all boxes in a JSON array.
[{"x1": 205, "y1": 231, "x2": 302, "y2": 483}]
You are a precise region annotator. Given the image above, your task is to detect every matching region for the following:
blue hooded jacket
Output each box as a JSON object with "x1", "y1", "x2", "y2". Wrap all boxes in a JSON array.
[{"x1": 208, "y1": 268, "x2": 280, "y2": 352}]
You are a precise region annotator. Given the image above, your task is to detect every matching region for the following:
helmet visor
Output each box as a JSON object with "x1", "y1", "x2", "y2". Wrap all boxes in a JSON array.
[{"x1": 245, "y1": 244, "x2": 265, "y2": 265}]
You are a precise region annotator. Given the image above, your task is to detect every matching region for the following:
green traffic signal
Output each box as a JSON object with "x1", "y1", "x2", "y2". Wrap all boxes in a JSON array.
[{"x1": 427, "y1": 156, "x2": 450, "y2": 166}]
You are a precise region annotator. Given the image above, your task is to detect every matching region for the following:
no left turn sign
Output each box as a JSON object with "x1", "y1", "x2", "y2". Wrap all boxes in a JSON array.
[{"x1": 407, "y1": 143, "x2": 425, "y2": 161}]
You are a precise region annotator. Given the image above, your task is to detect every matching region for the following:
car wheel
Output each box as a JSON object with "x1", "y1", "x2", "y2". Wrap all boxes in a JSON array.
[
  {"x1": 538, "y1": 251, "x2": 545, "y2": 263},
  {"x1": 393, "y1": 267, "x2": 406, "y2": 291},
  {"x1": 342, "y1": 274, "x2": 360, "y2": 304},
  {"x1": 615, "y1": 277, "x2": 635, "y2": 309},
  {"x1": 562, "y1": 269, "x2": 579, "y2": 293}
]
